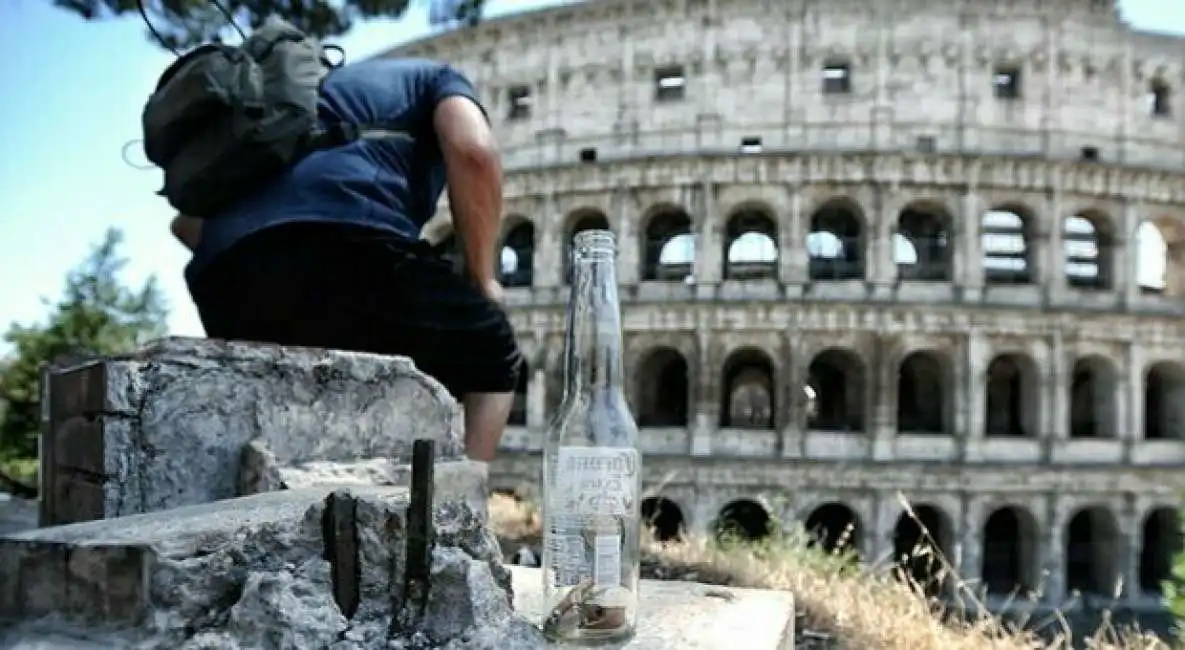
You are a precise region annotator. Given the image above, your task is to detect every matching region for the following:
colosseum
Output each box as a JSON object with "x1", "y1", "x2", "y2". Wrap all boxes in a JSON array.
[{"x1": 387, "y1": 0, "x2": 1185, "y2": 619}]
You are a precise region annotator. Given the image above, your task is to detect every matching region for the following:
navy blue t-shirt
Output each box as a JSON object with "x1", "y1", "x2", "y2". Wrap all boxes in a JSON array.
[{"x1": 184, "y1": 57, "x2": 484, "y2": 287}]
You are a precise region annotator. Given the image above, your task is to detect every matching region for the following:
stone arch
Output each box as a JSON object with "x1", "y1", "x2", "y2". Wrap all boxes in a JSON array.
[
  {"x1": 895, "y1": 201, "x2": 953, "y2": 282},
  {"x1": 508, "y1": 359, "x2": 529, "y2": 426},
  {"x1": 1063, "y1": 210, "x2": 1115, "y2": 290},
  {"x1": 499, "y1": 219, "x2": 535, "y2": 288},
  {"x1": 984, "y1": 353, "x2": 1040, "y2": 437},
  {"x1": 1069, "y1": 355, "x2": 1118, "y2": 439},
  {"x1": 1065, "y1": 506, "x2": 1121, "y2": 597},
  {"x1": 981, "y1": 204, "x2": 1035, "y2": 284},
  {"x1": 807, "y1": 197, "x2": 865, "y2": 281},
  {"x1": 1139, "y1": 507, "x2": 1181, "y2": 594},
  {"x1": 720, "y1": 348, "x2": 776, "y2": 429},
  {"x1": 806, "y1": 348, "x2": 866, "y2": 432},
  {"x1": 1137, "y1": 215, "x2": 1185, "y2": 297},
  {"x1": 564, "y1": 209, "x2": 611, "y2": 284},
  {"x1": 1144, "y1": 361, "x2": 1185, "y2": 440},
  {"x1": 724, "y1": 207, "x2": 778, "y2": 280},
  {"x1": 715, "y1": 498, "x2": 773, "y2": 542},
  {"x1": 642, "y1": 205, "x2": 695, "y2": 282},
  {"x1": 981, "y1": 506, "x2": 1040, "y2": 596},
  {"x1": 803, "y1": 502, "x2": 862, "y2": 556},
  {"x1": 635, "y1": 347, "x2": 690, "y2": 427},
  {"x1": 892, "y1": 503, "x2": 953, "y2": 597},
  {"x1": 641, "y1": 496, "x2": 685, "y2": 542},
  {"x1": 896, "y1": 350, "x2": 952, "y2": 434}
]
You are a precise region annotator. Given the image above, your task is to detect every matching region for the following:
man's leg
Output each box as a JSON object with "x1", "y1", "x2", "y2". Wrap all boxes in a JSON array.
[
  {"x1": 383, "y1": 249, "x2": 524, "y2": 462},
  {"x1": 462, "y1": 393, "x2": 515, "y2": 462}
]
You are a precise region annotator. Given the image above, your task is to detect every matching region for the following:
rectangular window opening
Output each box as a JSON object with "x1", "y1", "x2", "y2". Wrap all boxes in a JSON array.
[
  {"x1": 822, "y1": 62, "x2": 851, "y2": 95},
  {"x1": 579, "y1": 147, "x2": 598, "y2": 163},
  {"x1": 655, "y1": 66, "x2": 686, "y2": 102},
  {"x1": 507, "y1": 85, "x2": 532, "y2": 120},
  {"x1": 1080, "y1": 146, "x2": 1100, "y2": 162},
  {"x1": 916, "y1": 136, "x2": 937, "y2": 153},
  {"x1": 739, "y1": 137, "x2": 763, "y2": 154},
  {"x1": 994, "y1": 67, "x2": 1021, "y2": 99}
]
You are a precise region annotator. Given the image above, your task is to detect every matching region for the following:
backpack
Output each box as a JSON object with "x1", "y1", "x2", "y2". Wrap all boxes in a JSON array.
[{"x1": 141, "y1": 19, "x2": 411, "y2": 219}]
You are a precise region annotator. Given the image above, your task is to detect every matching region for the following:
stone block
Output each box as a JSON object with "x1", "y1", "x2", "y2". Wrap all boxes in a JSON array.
[
  {"x1": 0, "y1": 461, "x2": 514, "y2": 649},
  {"x1": 39, "y1": 337, "x2": 466, "y2": 526},
  {"x1": 509, "y1": 565, "x2": 797, "y2": 649}
]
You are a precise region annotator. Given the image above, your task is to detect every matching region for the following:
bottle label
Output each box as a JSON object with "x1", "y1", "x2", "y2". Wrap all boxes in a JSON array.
[
  {"x1": 546, "y1": 525, "x2": 625, "y2": 589},
  {"x1": 593, "y1": 532, "x2": 622, "y2": 587},
  {"x1": 550, "y1": 447, "x2": 640, "y2": 517},
  {"x1": 547, "y1": 447, "x2": 640, "y2": 589}
]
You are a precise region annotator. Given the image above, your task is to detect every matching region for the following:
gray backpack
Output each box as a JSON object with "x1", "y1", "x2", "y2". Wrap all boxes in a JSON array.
[{"x1": 141, "y1": 19, "x2": 410, "y2": 219}]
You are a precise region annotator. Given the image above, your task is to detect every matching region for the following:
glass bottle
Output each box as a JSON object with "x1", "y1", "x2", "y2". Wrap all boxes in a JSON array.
[{"x1": 540, "y1": 229, "x2": 642, "y2": 645}]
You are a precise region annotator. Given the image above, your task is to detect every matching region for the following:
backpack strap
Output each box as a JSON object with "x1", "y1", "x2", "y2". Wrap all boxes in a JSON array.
[{"x1": 304, "y1": 121, "x2": 416, "y2": 151}]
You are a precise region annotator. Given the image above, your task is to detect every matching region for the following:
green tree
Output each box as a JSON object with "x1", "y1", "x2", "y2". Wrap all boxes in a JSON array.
[
  {"x1": 0, "y1": 228, "x2": 169, "y2": 464},
  {"x1": 51, "y1": 0, "x2": 486, "y2": 52}
]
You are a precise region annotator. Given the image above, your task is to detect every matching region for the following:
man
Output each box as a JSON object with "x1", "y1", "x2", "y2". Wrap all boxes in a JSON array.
[{"x1": 170, "y1": 57, "x2": 521, "y2": 463}]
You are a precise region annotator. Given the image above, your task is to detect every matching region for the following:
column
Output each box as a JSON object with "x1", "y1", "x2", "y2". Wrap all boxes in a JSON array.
[
  {"x1": 962, "y1": 329, "x2": 988, "y2": 460},
  {"x1": 869, "y1": 491, "x2": 898, "y2": 562},
  {"x1": 690, "y1": 329, "x2": 717, "y2": 456},
  {"x1": 1044, "y1": 331, "x2": 1068, "y2": 462},
  {"x1": 780, "y1": 333, "x2": 807, "y2": 459},
  {"x1": 536, "y1": 193, "x2": 563, "y2": 288},
  {"x1": 1121, "y1": 495, "x2": 1140, "y2": 603},
  {"x1": 545, "y1": 33, "x2": 560, "y2": 133},
  {"x1": 1042, "y1": 494, "x2": 1066, "y2": 604},
  {"x1": 781, "y1": 186, "x2": 807, "y2": 296},
  {"x1": 1042, "y1": 187, "x2": 1066, "y2": 304},
  {"x1": 870, "y1": 335, "x2": 896, "y2": 461},
  {"x1": 868, "y1": 186, "x2": 896, "y2": 298},
  {"x1": 527, "y1": 368, "x2": 547, "y2": 431},
  {"x1": 695, "y1": 181, "x2": 722, "y2": 293},
  {"x1": 957, "y1": 494, "x2": 984, "y2": 585},
  {"x1": 615, "y1": 186, "x2": 640, "y2": 286},
  {"x1": 961, "y1": 189, "x2": 984, "y2": 300},
  {"x1": 1124, "y1": 342, "x2": 1143, "y2": 452},
  {"x1": 1118, "y1": 200, "x2": 1139, "y2": 307}
]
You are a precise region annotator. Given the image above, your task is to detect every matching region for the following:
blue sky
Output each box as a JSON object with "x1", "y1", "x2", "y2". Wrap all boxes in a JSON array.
[{"x1": 0, "y1": 0, "x2": 1181, "y2": 352}]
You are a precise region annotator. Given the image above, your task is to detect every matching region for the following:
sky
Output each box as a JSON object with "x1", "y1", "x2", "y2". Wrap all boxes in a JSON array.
[{"x1": 0, "y1": 0, "x2": 1181, "y2": 354}]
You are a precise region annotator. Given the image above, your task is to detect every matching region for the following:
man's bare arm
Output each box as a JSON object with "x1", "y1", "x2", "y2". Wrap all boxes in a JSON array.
[
  {"x1": 170, "y1": 214, "x2": 203, "y2": 251},
  {"x1": 434, "y1": 95, "x2": 502, "y2": 286}
]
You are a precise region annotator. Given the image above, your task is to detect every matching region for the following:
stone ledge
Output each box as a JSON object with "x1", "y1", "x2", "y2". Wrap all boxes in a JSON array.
[{"x1": 508, "y1": 565, "x2": 796, "y2": 649}]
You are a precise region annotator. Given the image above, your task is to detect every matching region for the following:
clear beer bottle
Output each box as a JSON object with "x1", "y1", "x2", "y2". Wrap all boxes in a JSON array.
[{"x1": 540, "y1": 229, "x2": 642, "y2": 645}]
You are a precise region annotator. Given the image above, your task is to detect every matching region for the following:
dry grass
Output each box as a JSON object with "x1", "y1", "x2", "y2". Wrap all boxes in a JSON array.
[{"x1": 488, "y1": 493, "x2": 1174, "y2": 650}]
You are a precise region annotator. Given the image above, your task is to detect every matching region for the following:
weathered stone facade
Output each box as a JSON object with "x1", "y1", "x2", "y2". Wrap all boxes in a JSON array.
[{"x1": 386, "y1": 0, "x2": 1185, "y2": 613}]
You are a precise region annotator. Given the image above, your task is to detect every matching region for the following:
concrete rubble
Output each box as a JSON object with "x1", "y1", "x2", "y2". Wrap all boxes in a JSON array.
[{"x1": 0, "y1": 465, "x2": 546, "y2": 649}]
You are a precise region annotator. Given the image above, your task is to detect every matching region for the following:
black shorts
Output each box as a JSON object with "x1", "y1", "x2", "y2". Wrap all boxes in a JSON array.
[{"x1": 190, "y1": 222, "x2": 524, "y2": 397}]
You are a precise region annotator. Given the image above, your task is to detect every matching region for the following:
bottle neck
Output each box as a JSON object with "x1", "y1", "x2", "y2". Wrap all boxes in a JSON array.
[{"x1": 562, "y1": 252, "x2": 625, "y2": 398}]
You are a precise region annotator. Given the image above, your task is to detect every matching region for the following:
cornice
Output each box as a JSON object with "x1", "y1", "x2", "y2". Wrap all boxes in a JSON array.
[
  {"x1": 491, "y1": 452, "x2": 1185, "y2": 494},
  {"x1": 500, "y1": 152, "x2": 1185, "y2": 206},
  {"x1": 379, "y1": 0, "x2": 1148, "y2": 62},
  {"x1": 505, "y1": 300, "x2": 1185, "y2": 346}
]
